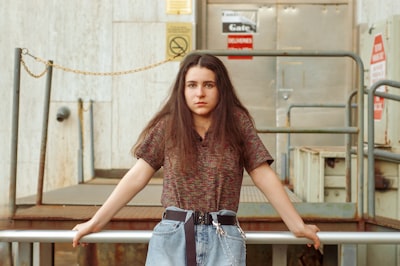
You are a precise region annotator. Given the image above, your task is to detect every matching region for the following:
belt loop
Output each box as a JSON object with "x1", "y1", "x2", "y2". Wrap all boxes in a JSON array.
[
  {"x1": 210, "y1": 212, "x2": 225, "y2": 236},
  {"x1": 185, "y1": 210, "x2": 194, "y2": 223},
  {"x1": 210, "y1": 212, "x2": 219, "y2": 223}
]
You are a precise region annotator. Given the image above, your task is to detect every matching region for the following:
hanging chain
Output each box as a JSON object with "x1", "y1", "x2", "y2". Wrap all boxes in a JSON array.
[
  {"x1": 20, "y1": 48, "x2": 185, "y2": 79},
  {"x1": 20, "y1": 49, "x2": 49, "y2": 78}
]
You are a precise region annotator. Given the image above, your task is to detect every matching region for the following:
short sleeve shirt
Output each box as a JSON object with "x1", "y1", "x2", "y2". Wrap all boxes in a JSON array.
[{"x1": 135, "y1": 110, "x2": 273, "y2": 212}]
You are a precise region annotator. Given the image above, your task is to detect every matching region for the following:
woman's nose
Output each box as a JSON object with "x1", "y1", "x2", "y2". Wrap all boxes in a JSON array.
[{"x1": 196, "y1": 86, "x2": 205, "y2": 96}]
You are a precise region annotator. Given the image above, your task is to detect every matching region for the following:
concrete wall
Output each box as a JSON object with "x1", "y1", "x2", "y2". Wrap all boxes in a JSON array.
[{"x1": 357, "y1": 0, "x2": 400, "y2": 24}]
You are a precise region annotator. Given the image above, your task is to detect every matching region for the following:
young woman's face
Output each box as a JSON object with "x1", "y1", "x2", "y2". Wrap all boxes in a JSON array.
[{"x1": 184, "y1": 66, "x2": 219, "y2": 120}]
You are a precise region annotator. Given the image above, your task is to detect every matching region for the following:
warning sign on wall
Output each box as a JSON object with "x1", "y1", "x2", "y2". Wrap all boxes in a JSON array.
[
  {"x1": 369, "y1": 34, "x2": 387, "y2": 120},
  {"x1": 222, "y1": 10, "x2": 257, "y2": 33},
  {"x1": 166, "y1": 22, "x2": 192, "y2": 61},
  {"x1": 166, "y1": 0, "x2": 192, "y2": 15},
  {"x1": 227, "y1": 34, "x2": 253, "y2": 60}
]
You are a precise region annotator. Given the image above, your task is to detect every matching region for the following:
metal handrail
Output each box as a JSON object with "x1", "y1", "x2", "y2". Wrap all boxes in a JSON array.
[
  {"x1": 284, "y1": 100, "x2": 358, "y2": 188},
  {"x1": 2, "y1": 230, "x2": 400, "y2": 245},
  {"x1": 367, "y1": 79, "x2": 400, "y2": 217}
]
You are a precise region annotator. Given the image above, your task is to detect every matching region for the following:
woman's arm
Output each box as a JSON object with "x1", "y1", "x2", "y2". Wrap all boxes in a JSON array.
[
  {"x1": 249, "y1": 162, "x2": 320, "y2": 249},
  {"x1": 72, "y1": 158, "x2": 155, "y2": 247}
]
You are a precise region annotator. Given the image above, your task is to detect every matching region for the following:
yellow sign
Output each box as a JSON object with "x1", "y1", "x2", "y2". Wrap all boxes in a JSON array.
[
  {"x1": 166, "y1": 22, "x2": 192, "y2": 61},
  {"x1": 166, "y1": 0, "x2": 192, "y2": 15}
]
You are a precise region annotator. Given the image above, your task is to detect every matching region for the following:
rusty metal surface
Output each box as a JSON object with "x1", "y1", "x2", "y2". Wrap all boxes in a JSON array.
[
  {"x1": 5, "y1": 205, "x2": 164, "y2": 230},
  {"x1": 6, "y1": 202, "x2": 365, "y2": 232},
  {"x1": 364, "y1": 215, "x2": 400, "y2": 231},
  {"x1": 12, "y1": 205, "x2": 164, "y2": 221},
  {"x1": 7, "y1": 179, "x2": 368, "y2": 231}
]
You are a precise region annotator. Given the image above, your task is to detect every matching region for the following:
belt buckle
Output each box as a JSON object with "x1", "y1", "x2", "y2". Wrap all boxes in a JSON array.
[{"x1": 195, "y1": 211, "x2": 210, "y2": 225}]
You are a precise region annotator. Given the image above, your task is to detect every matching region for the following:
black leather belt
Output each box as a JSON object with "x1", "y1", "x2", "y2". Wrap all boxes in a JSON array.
[
  {"x1": 163, "y1": 210, "x2": 237, "y2": 266},
  {"x1": 164, "y1": 210, "x2": 237, "y2": 225}
]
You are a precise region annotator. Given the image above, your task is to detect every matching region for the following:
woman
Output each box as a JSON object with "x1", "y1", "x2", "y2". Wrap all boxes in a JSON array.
[{"x1": 72, "y1": 53, "x2": 320, "y2": 265}]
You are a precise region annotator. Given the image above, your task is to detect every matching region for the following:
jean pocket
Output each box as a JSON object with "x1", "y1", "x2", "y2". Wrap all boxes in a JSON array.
[
  {"x1": 217, "y1": 225, "x2": 246, "y2": 266},
  {"x1": 147, "y1": 220, "x2": 186, "y2": 265},
  {"x1": 152, "y1": 219, "x2": 183, "y2": 236}
]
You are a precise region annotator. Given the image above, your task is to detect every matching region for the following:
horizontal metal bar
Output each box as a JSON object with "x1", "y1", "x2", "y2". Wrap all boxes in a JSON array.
[
  {"x1": 195, "y1": 49, "x2": 360, "y2": 59},
  {"x1": 374, "y1": 149, "x2": 400, "y2": 162},
  {"x1": 2, "y1": 230, "x2": 400, "y2": 245},
  {"x1": 257, "y1": 127, "x2": 358, "y2": 134},
  {"x1": 375, "y1": 91, "x2": 400, "y2": 102}
]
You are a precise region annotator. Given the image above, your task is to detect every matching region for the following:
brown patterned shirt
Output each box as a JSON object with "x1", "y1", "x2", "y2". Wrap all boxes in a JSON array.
[{"x1": 135, "y1": 110, "x2": 273, "y2": 212}]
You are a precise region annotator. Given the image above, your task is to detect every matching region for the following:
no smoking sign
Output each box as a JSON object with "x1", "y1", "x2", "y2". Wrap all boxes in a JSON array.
[
  {"x1": 166, "y1": 23, "x2": 192, "y2": 60},
  {"x1": 169, "y1": 36, "x2": 189, "y2": 56}
]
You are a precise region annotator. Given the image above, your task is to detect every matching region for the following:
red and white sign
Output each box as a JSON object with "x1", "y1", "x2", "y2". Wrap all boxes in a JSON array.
[
  {"x1": 227, "y1": 34, "x2": 253, "y2": 60},
  {"x1": 369, "y1": 34, "x2": 386, "y2": 120}
]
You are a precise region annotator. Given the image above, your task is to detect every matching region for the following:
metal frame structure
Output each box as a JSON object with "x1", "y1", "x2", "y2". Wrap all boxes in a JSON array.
[
  {"x1": 9, "y1": 48, "x2": 366, "y2": 218},
  {"x1": 284, "y1": 99, "x2": 358, "y2": 201},
  {"x1": 196, "y1": 49, "x2": 365, "y2": 217}
]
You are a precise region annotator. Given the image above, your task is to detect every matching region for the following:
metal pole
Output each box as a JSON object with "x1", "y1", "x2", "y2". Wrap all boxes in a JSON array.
[
  {"x1": 77, "y1": 98, "x2": 84, "y2": 183},
  {"x1": 373, "y1": 149, "x2": 400, "y2": 162},
  {"x1": 2, "y1": 230, "x2": 400, "y2": 245},
  {"x1": 9, "y1": 48, "x2": 22, "y2": 216},
  {"x1": 89, "y1": 100, "x2": 95, "y2": 178},
  {"x1": 257, "y1": 127, "x2": 358, "y2": 134},
  {"x1": 345, "y1": 91, "x2": 358, "y2": 202},
  {"x1": 36, "y1": 61, "x2": 53, "y2": 205}
]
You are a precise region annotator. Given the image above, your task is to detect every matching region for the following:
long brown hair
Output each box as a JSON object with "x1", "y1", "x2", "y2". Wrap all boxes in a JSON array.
[{"x1": 132, "y1": 53, "x2": 253, "y2": 169}]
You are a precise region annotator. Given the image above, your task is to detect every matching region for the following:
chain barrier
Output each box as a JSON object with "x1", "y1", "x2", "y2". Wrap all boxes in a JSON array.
[{"x1": 20, "y1": 48, "x2": 185, "y2": 79}]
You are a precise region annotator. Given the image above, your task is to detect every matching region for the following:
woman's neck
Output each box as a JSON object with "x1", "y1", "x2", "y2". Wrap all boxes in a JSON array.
[{"x1": 193, "y1": 116, "x2": 212, "y2": 139}]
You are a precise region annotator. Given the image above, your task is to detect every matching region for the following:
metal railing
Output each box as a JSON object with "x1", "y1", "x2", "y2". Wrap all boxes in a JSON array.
[
  {"x1": 284, "y1": 98, "x2": 358, "y2": 202},
  {"x1": 2, "y1": 230, "x2": 400, "y2": 266},
  {"x1": 2, "y1": 229, "x2": 400, "y2": 244},
  {"x1": 9, "y1": 49, "x2": 366, "y2": 220},
  {"x1": 196, "y1": 50, "x2": 365, "y2": 217},
  {"x1": 367, "y1": 79, "x2": 400, "y2": 217}
]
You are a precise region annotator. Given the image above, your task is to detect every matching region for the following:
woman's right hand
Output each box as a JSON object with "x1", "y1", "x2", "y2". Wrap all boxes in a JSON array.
[{"x1": 72, "y1": 220, "x2": 98, "y2": 247}]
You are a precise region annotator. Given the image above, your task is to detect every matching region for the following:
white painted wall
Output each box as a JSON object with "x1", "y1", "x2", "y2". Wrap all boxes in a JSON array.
[{"x1": 357, "y1": 0, "x2": 400, "y2": 24}]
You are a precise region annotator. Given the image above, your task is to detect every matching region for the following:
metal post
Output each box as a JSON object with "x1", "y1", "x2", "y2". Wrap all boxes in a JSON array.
[
  {"x1": 77, "y1": 98, "x2": 84, "y2": 183},
  {"x1": 9, "y1": 48, "x2": 22, "y2": 216},
  {"x1": 345, "y1": 91, "x2": 358, "y2": 202},
  {"x1": 272, "y1": 244, "x2": 287, "y2": 266},
  {"x1": 89, "y1": 100, "x2": 95, "y2": 178},
  {"x1": 14, "y1": 242, "x2": 32, "y2": 266},
  {"x1": 33, "y1": 243, "x2": 53, "y2": 266},
  {"x1": 340, "y1": 244, "x2": 357, "y2": 266},
  {"x1": 36, "y1": 61, "x2": 53, "y2": 205}
]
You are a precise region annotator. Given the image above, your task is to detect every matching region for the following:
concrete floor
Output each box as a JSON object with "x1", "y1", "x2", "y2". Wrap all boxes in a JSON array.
[{"x1": 17, "y1": 176, "x2": 300, "y2": 206}]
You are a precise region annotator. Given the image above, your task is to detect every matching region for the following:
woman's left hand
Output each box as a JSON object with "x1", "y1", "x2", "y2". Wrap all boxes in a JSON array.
[{"x1": 296, "y1": 224, "x2": 321, "y2": 249}]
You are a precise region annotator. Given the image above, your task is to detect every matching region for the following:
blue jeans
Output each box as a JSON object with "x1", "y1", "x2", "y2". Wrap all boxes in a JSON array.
[{"x1": 145, "y1": 207, "x2": 246, "y2": 266}]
